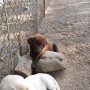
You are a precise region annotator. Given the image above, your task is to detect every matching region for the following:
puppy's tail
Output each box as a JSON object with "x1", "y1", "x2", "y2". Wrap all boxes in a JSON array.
[
  {"x1": 53, "y1": 43, "x2": 58, "y2": 52},
  {"x1": 51, "y1": 76, "x2": 60, "y2": 90}
]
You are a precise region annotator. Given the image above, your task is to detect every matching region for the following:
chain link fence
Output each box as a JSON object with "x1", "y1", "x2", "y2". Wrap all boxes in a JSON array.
[{"x1": 0, "y1": 0, "x2": 51, "y2": 81}]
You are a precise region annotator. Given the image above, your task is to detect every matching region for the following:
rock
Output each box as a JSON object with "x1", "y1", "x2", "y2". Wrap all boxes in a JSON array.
[
  {"x1": 14, "y1": 52, "x2": 32, "y2": 78},
  {"x1": 36, "y1": 51, "x2": 67, "y2": 72},
  {"x1": 14, "y1": 51, "x2": 67, "y2": 77}
]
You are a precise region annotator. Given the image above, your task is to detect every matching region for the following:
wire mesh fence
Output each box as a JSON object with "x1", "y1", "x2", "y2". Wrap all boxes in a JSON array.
[{"x1": 0, "y1": 0, "x2": 41, "y2": 81}]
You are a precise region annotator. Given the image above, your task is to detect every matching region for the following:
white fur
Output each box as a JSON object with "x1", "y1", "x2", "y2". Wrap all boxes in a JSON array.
[
  {"x1": 0, "y1": 73, "x2": 60, "y2": 90},
  {"x1": 0, "y1": 75, "x2": 28, "y2": 90},
  {"x1": 25, "y1": 73, "x2": 60, "y2": 90}
]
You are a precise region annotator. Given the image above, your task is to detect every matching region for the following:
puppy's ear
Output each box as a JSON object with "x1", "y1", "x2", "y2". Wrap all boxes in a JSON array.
[
  {"x1": 27, "y1": 36, "x2": 33, "y2": 44},
  {"x1": 53, "y1": 43, "x2": 58, "y2": 52}
]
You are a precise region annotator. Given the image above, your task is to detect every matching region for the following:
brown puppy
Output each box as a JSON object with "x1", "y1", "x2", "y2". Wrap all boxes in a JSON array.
[{"x1": 27, "y1": 34, "x2": 58, "y2": 70}]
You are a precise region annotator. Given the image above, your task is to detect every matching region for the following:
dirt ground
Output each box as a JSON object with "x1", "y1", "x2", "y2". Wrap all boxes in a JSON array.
[
  {"x1": 0, "y1": 0, "x2": 90, "y2": 90},
  {"x1": 38, "y1": 0, "x2": 90, "y2": 90}
]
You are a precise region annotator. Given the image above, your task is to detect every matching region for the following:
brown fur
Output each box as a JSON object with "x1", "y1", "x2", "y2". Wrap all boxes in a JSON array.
[{"x1": 27, "y1": 34, "x2": 58, "y2": 67}]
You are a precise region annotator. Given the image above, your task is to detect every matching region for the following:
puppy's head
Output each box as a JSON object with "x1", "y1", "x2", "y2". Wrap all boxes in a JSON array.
[
  {"x1": 27, "y1": 34, "x2": 47, "y2": 55},
  {"x1": 0, "y1": 75, "x2": 28, "y2": 90}
]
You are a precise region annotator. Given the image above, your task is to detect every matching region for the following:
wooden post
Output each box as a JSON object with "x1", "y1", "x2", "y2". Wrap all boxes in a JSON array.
[{"x1": 43, "y1": 0, "x2": 45, "y2": 17}]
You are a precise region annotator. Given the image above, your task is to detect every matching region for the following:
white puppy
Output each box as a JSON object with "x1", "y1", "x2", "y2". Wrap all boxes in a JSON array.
[
  {"x1": 0, "y1": 75, "x2": 28, "y2": 90},
  {"x1": 24, "y1": 73, "x2": 60, "y2": 90},
  {"x1": 0, "y1": 73, "x2": 60, "y2": 90}
]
